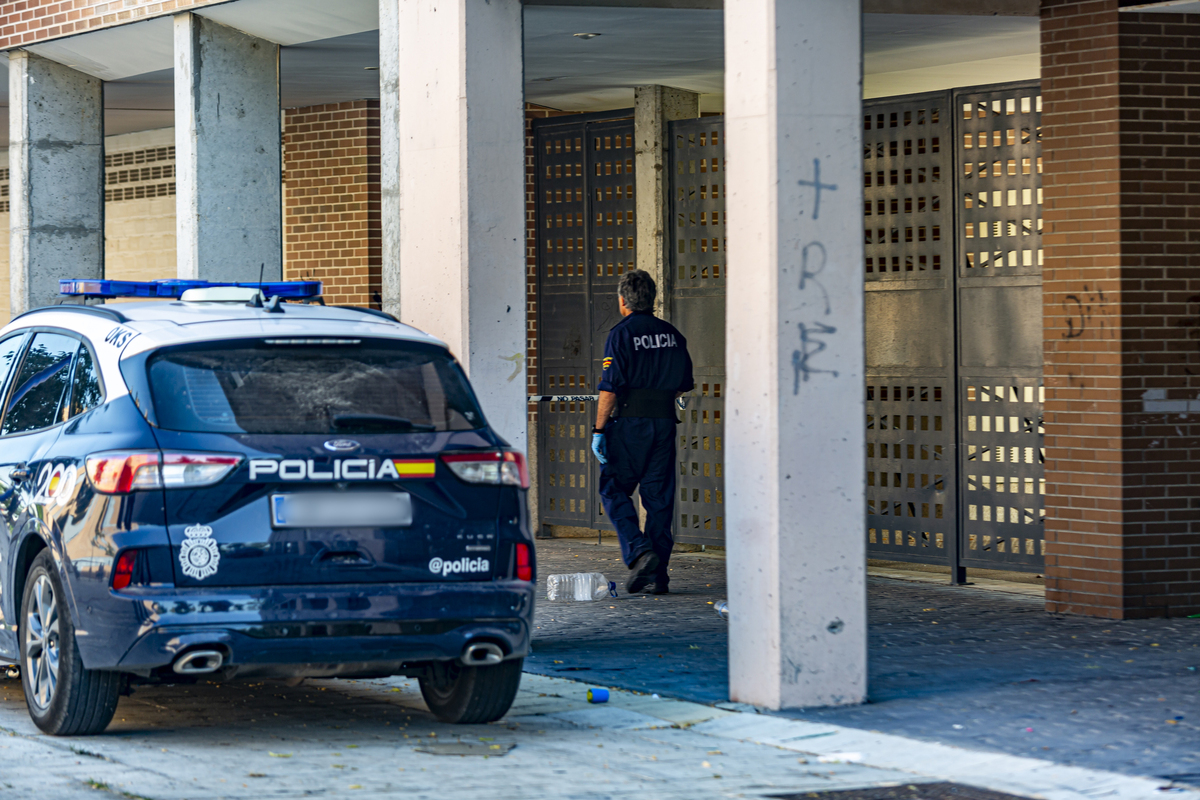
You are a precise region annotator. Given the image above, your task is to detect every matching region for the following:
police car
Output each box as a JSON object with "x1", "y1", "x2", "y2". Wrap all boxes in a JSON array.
[{"x1": 0, "y1": 279, "x2": 535, "y2": 735}]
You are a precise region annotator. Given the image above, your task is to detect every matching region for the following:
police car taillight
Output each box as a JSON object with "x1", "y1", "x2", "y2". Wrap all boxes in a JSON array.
[
  {"x1": 440, "y1": 451, "x2": 529, "y2": 488},
  {"x1": 516, "y1": 544, "x2": 532, "y2": 581},
  {"x1": 112, "y1": 550, "x2": 138, "y2": 590},
  {"x1": 86, "y1": 452, "x2": 243, "y2": 493}
]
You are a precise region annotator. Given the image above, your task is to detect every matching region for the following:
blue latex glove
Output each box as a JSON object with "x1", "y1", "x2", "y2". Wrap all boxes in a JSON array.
[{"x1": 591, "y1": 432, "x2": 607, "y2": 465}]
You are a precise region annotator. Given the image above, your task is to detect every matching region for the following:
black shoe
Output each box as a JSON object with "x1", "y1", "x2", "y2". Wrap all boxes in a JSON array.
[
  {"x1": 625, "y1": 551, "x2": 661, "y2": 594},
  {"x1": 650, "y1": 583, "x2": 669, "y2": 595}
]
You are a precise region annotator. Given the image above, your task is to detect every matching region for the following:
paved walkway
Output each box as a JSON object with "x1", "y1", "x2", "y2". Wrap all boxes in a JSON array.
[
  {"x1": 0, "y1": 669, "x2": 1180, "y2": 800},
  {"x1": 528, "y1": 538, "x2": 1200, "y2": 786}
]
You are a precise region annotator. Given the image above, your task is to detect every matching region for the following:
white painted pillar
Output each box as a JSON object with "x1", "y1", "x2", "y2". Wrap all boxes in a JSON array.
[
  {"x1": 379, "y1": 0, "x2": 400, "y2": 320},
  {"x1": 9, "y1": 51, "x2": 104, "y2": 315},
  {"x1": 396, "y1": 0, "x2": 526, "y2": 452},
  {"x1": 724, "y1": 0, "x2": 866, "y2": 709},
  {"x1": 174, "y1": 12, "x2": 281, "y2": 282},
  {"x1": 634, "y1": 85, "x2": 699, "y2": 320}
]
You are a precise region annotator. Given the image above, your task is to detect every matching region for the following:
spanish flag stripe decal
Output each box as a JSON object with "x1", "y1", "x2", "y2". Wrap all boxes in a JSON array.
[{"x1": 393, "y1": 459, "x2": 436, "y2": 478}]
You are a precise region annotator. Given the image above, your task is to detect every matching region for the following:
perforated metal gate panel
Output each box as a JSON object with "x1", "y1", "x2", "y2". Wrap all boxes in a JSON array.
[
  {"x1": 534, "y1": 114, "x2": 635, "y2": 530},
  {"x1": 670, "y1": 119, "x2": 726, "y2": 546},
  {"x1": 587, "y1": 120, "x2": 638, "y2": 528},
  {"x1": 862, "y1": 93, "x2": 958, "y2": 565},
  {"x1": 537, "y1": 121, "x2": 593, "y2": 527},
  {"x1": 954, "y1": 82, "x2": 1044, "y2": 571}
]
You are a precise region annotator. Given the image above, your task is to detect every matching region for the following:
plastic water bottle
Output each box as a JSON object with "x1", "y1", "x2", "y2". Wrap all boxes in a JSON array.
[
  {"x1": 546, "y1": 572, "x2": 612, "y2": 601},
  {"x1": 714, "y1": 600, "x2": 729, "y2": 621}
]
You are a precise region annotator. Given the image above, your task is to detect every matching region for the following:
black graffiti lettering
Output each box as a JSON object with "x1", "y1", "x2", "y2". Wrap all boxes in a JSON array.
[
  {"x1": 799, "y1": 241, "x2": 831, "y2": 316},
  {"x1": 792, "y1": 322, "x2": 839, "y2": 394}
]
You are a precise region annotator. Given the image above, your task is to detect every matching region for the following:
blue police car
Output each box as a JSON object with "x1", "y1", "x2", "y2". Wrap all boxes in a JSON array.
[{"x1": 0, "y1": 279, "x2": 535, "y2": 735}]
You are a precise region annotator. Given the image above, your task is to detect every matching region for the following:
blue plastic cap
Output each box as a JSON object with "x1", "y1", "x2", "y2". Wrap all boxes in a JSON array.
[{"x1": 58, "y1": 279, "x2": 323, "y2": 300}]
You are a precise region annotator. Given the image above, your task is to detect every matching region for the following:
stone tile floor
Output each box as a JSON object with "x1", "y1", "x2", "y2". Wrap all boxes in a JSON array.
[{"x1": 527, "y1": 538, "x2": 1200, "y2": 784}]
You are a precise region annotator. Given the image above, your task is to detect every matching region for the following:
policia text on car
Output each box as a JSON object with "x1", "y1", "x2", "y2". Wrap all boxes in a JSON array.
[{"x1": 590, "y1": 270, "x2": 694, "y2": 595}]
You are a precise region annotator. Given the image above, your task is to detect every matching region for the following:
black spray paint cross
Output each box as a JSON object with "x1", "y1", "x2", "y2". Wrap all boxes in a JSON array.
[{"x1": 796, "y1": 157, "x2": 838, "y2": 220}]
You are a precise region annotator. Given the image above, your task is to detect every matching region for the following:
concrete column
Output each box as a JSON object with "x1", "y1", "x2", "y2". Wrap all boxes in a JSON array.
[
  {"x1": 634, "y1": 85, "x2": 699, "y2": 320},
  {"x1": 724, "y1": 0, "x2": 866, "y2": 708},
  {"x1": 174, "y1": 13, "x2": 281, "y2": 282},
  {"x1": 9, "y1": 51, "x2": 104, "y2": 315},
  {"x1": 395, "y1": 0, "x2": 526, "y2": 452},
  {"x1": 379, "y1": 0, "x2": 400, "y2": 319}
]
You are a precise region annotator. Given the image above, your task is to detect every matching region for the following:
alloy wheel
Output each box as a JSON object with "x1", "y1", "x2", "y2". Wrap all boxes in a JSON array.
[{"x1": 24, "y1": 574, "x2": 59, "y2": 711}]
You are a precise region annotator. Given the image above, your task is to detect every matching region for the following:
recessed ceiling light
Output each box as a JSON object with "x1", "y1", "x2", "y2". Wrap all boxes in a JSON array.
[{"x1": 573, "y1": 32, "x2": 601, "y2": 40}]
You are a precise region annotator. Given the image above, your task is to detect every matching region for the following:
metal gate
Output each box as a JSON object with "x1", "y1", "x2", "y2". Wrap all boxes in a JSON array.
[
  {"x1": 535, "y1": 113, "x2": 636, "y2": 530},
  {"x1": 954, "y1": 82, "x2": 1045, "y2": 572},
  {"x1": 670, "y1": 118, "x2": 726, "y2": 546},
  {"x1": 533, "y1": 81, "x2": 1044, "y2": 573},
  {"x1": 863, "y1": 80, "x2": 1044, "y2": 574},
  {"x1": 862, "y1": 93, "x2": 958, "y2": 567}
]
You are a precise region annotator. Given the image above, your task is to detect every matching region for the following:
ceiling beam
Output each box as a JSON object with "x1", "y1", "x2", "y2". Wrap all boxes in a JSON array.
[{"x1": 523, "y1": 0, "x2": 1039, "y2": 13}]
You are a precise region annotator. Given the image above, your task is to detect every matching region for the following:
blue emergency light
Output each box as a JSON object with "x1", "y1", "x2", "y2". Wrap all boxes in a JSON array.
[{"x1": 58, "y1": 279, "x2": 323, "y2": 300}]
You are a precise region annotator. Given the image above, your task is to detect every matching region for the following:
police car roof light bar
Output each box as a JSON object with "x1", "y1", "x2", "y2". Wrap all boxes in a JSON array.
[{"x1": 58, "y1": 279, "x2": 323, "y2": 300}]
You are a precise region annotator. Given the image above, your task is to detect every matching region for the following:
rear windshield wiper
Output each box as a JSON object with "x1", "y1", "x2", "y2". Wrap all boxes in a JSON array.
[{"x1": 332, "y1": 414, "x2": 436, "y2": 433}]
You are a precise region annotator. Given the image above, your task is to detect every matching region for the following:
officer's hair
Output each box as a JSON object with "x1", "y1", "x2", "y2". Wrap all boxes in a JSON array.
[{"x1": 618, "y1": 270, "x2": 656, "y2": 312}]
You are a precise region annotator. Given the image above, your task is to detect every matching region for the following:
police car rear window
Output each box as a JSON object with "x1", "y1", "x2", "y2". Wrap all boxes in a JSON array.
[{"x1": 147, "y1": 341, "x2": 483, "y2": 434}]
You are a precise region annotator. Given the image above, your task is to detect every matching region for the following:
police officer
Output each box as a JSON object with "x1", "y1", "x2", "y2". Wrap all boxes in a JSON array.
[{"x1": 591, "y1": 270, "x2": 694, "y2": 594}]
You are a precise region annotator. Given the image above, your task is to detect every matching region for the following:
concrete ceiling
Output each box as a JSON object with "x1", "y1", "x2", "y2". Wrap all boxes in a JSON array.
[{"x1": 0, "y1": 1, "x2": 1040, "y2": 145}]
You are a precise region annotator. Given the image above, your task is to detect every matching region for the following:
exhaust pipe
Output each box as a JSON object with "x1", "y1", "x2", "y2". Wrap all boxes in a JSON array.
[
  {"x1": 460, "y1": 642, "x2": 504, "y2": 666},
  {"x1": 173, "y1": 649, "x2": 225, "y2": 675}
]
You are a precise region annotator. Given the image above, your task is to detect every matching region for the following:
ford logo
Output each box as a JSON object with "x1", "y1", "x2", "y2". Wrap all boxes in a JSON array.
[{"x1": 323, "y1": 439, "x2": 360, "y2": 452}]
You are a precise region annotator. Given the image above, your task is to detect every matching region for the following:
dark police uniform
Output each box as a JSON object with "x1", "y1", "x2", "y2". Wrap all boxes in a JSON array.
[{"x1": 597, "y1": 310, "x2": 694, "y2": 590}]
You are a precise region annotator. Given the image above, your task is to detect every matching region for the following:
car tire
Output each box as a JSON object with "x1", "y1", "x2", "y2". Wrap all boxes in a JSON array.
[
  {"x1": 20, "y1": 550, "x2": 121, "y2": 736},
  {"x1": 419, "y1": 657, "x2": 523, "y2": 724}
]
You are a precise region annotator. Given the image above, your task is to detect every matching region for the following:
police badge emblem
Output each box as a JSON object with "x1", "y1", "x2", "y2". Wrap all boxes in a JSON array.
[{"x1": 179, "y1": 524, "x2": 220, "y2": 580}]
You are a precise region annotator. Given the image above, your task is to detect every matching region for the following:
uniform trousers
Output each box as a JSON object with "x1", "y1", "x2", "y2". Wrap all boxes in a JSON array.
[{"x1": 597, "y1": 416, "x2": 676, "y2": 586}]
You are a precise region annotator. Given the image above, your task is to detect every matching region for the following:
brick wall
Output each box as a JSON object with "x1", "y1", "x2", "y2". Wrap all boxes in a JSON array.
[
  {"x1": 1041, "y1": 0, "x2": 1125, "y2": 616},
  {"x1": 283, "y1": 101, "x2": 381, "y2": 308},
  {"x1": 1114, "y1": 10, "x2": 1200, "y2": 616},
  {"x1": 0, "y1": 0, "x2": 222, "y2": 49},
  {"x1": 1041, "y1": 0, "x2": 1200, "y2": 618}
]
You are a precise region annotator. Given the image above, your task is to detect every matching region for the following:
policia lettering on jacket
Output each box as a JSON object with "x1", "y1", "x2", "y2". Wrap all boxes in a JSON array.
[{"x1": 591, "y1": 270, "x2": 694, "y2": 595}]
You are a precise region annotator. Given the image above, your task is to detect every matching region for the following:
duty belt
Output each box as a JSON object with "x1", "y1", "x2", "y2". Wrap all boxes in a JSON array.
[{"x1": 618, "y1": 388, "x2": 677, "y2": 419}]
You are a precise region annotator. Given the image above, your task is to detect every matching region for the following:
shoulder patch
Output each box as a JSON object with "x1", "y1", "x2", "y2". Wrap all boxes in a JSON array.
[{"x1": 602, "y1": 356, "x2": 613, "y2": 370}]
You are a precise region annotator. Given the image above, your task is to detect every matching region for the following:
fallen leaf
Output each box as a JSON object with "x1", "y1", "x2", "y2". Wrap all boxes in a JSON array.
[
  {"x1": 247, "y1": 773, "x2": 267, "y2": 778},
  {"x1": 268, "y1": 752, "x2": 292, "y2": 758}
]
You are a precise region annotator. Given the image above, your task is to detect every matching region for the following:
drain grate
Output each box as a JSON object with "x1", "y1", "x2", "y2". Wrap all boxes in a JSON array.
[{"x1": 771, "y1": 783, "x2": 1034, "y2": 800}]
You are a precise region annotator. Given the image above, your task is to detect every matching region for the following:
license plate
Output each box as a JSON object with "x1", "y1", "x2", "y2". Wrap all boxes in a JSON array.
[{"x1": 270, "y1": 492, "x2": 413, "y2": 529}]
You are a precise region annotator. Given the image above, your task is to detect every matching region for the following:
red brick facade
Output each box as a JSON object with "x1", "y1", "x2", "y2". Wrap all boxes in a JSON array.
[
  {"x1": 282, "y1": 101, "x2": 381, "y2": 309},
  {"x1": 0, "y1": 0, "x2": 221, "y2": 49},
  {"x1": 1042, "y1": 0, "x2": 1200, "y2": 618}
]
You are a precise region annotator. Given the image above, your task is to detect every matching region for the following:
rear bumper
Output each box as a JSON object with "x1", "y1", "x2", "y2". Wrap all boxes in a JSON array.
[{"x1": 104, "y1": 580, "x2": 534, "y2": 677}]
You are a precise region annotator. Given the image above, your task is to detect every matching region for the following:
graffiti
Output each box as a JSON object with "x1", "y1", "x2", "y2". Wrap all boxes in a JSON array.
[
  {"x1": 1061, "y1": 285, "x2": 1109, "y2": 340},
  {"x1": 792, "y1": 322, "x2": 839, "y2": 394},
  {"x1": 799, "y1": 241, "x2": 831, "y2": 316},
  {"x1": 796, "y1": 158, "x2": 838, "y2": 220}
]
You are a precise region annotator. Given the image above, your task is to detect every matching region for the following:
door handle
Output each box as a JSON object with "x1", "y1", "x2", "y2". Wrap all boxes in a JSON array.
[{"x1": 9, "y1": 467, "x2": 29, "y2": 483}]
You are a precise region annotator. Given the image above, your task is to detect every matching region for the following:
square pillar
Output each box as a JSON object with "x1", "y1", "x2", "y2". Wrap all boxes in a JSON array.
[
  {"x1": 174, "y1": 12, "x2": 281, "y2": 282},
  {"x1": 9, "y1": 51, "x2": 104, "y2": 315},
  {"x1": 1041, "y1": 0, "x2": 1200, "y2": 617},
  {"x1": 724, "y1": 0, "x2": 867, "y2": 708},
  {"x1": 379, "y1": 0, "x2": 400, "y2": 319},
  {"x1": 393, "y1": 0, "x2": 526, "y2": 452},
  {"x1": 634, "y1": 85, "x2": 699, "y2": 320}
]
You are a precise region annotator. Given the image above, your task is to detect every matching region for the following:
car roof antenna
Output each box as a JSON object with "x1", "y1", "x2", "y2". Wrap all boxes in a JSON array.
[{"x1": 247, "y1": 263, "x2": 265, "y2": 308}]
